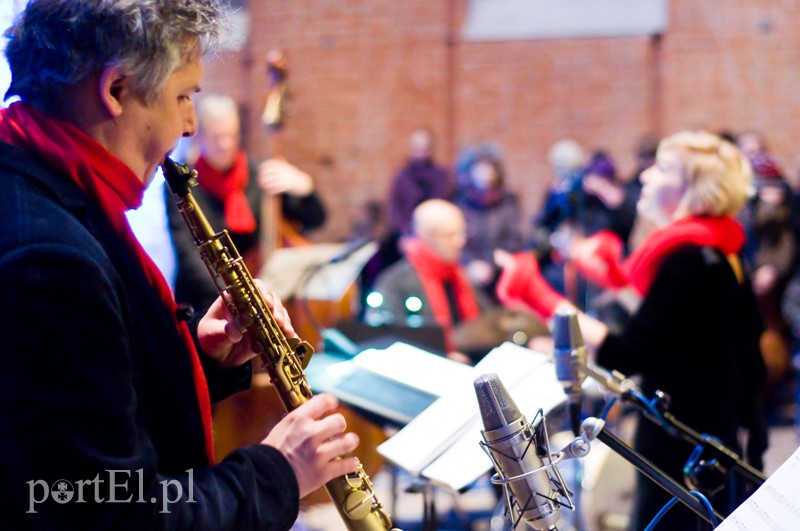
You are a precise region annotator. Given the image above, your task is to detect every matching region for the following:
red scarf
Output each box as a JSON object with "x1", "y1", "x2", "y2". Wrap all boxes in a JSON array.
[
  {"x1": 194, "y1": 152, "x2": 256, "y2": 233},
  {"x1": 623, "y1": 215, "x2": 745, "y2": 295},
  {"x1": 0, "y1": 102, "x2": 215, "y2": 464},
  {"x1": 404, "y1": 238, "x2": 480, "y2": 350}
]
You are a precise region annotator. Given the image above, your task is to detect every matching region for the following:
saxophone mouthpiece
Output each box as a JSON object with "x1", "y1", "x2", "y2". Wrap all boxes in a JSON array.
[{"x1": 161, "y1": 157, "x2": 196, "y2": 197}]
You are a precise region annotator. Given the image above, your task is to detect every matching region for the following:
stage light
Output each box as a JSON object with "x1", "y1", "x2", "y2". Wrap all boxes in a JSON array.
[
  {"x1": 405, "y1": 296, "x2": 423, "y2": 313},
  {"x1": 366, "y1": 291, "x2": 384, "y2": 308}
]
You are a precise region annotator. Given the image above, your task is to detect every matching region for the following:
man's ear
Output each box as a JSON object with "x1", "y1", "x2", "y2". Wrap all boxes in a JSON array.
[{"x1": 99, "y1": 66, "x2": 127, "y2": 118}]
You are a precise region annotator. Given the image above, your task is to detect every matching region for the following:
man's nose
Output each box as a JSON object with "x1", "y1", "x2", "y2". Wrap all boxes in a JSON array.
[{"x1": 183, "y1": 112, "x2": 198, "y2": 138}]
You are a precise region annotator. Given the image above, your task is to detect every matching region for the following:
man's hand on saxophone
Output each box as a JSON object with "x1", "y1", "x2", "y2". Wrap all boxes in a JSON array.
[
  {"x1": 195, "y1": 279, "x2": 363, "y2": 499},
  {"x1": 197, "y1": 279, "x2": 297, "y2": 369},
  {"x1": 264, "y1": 394, "x2": 362, "y2": 498}
]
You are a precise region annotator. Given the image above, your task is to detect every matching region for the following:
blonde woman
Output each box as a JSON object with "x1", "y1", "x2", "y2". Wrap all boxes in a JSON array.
[{"x1": 496, "y1": 131, "x2": 766, "y2": 530}]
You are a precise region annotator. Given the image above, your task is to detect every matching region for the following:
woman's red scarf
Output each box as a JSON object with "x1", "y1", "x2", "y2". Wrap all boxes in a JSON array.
[
  {"x1": 0, "y1": 102, "x2": 215, "y2": 464},
  {"x1": 194, "y1": 152, "x2": 256, "y2": 233},
  {"x1": 497, "y1": 215, "x2": 745, "y2": 321},
  {"x1": 580, "y1": 216, "x2": 745, "y2": 296},
  {"x1": 623, "y1": 216, "x2": 745, "y2": 295},
  {"x1": 404, "y1": 238, "x2": 480, "y2": 350}
]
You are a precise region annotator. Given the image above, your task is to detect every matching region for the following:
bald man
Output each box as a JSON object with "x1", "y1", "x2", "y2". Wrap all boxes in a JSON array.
[
  {"x1": 413, "y1": 199, "x2": 467, "y2": 264},
  {"x1": 364, "y1": 199, "x2": 494, "y2": 362}
]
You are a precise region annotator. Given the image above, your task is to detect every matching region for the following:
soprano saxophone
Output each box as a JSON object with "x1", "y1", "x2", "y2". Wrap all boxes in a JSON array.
[{"x1": 162, "y1": 157, "x2": 393, "y2": 530}]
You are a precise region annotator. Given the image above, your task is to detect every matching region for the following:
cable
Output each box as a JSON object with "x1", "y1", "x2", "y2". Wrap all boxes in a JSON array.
[
  {"x1": 629, "y1": 389, "x2": 667, "y2": 425},
  {"x1": 643, "y1": 490, "x2": 719, "y2": 530},
  {"x1": 644, "y1": 496, "x2": 678, "y2": 531},
  {"x1": 600, "y1": 396, "x2": 617, "y2": 420},
  {"x1": 690, "y1": 489, "x2": 720, "y2": 527}
]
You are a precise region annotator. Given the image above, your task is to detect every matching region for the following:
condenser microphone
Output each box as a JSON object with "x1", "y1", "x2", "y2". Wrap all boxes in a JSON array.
[
  {"x1": 552, "y1": 308, "x2": 587, "y2": 436},
  {"x1": 475, "y1": 373, "x2": 570, "y2": 530}
]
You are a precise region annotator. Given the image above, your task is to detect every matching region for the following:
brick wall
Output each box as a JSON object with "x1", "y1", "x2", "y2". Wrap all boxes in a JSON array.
[{"x1": 201, "y1": 0, "x2": 800, "y2": 241}]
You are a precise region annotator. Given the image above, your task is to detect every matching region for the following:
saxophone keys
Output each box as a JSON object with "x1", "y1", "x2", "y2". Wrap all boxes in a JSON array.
[
  {"x1": 343, "y1": 489, "x2": 372, "y2": 520},
  {"x1": 287, "y1": 337, "x2": 315, "y2": 368},
  {"x1": 377, "y1": 508, "x2": 395, "y2": 529}
]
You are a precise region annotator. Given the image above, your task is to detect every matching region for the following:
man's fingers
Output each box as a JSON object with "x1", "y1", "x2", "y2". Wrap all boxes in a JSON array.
[
  {"x1": 293, "y1": 393, "x2": 340, "y2": 422},
  {"x1": 322, "y1": 455, "x2": 360, "y2": 483},
  {"x1": 311, "y1": 413, "x2": 348, "y2": 445},
  {"x1": 253, "y1": 281, "x2": 297, "y2": 337},
  {"x1": 275, "y1": 306, "x2": 296, "y2": 337},
  {"x1": 224, "y1": 320, "x2": 243, "y2": 343},
  {"x1": 317, "y1": 433, "x2": 360, "y2": 465}
]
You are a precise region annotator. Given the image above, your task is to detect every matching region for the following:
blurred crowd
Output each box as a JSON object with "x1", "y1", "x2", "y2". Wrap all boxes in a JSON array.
[{"x1": 355, "y1": 126, "x2": 800, "y2": 429}]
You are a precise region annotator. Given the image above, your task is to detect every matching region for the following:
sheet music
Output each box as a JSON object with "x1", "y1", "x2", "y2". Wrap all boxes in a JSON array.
[
  {"x1": 715, "y1": 445, "x2": 800, "y2": 530},
  {"x1": 301, "y1": 242, "x2": 378, "y2": 300},
  {"x1": 377, "y1": 342, "x2": 556, "y2": 481},
  {"x1": 353, "y1": 342, "x2": 475, "y2": 397}
]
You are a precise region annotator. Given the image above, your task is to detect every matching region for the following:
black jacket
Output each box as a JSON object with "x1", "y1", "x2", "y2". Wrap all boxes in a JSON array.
[
  {"x1": 0, "y1": 141, "x2": 298, "y2": 530},
  {"x1": 597, "y1": 244, "x2": 766, "y2": 529}
]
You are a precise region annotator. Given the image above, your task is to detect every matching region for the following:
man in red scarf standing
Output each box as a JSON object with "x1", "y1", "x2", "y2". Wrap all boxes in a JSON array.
[
  {"x1": 0, "y1": 1, "x2": 360, "y2": 529},
  {"x1": 167, "y1": 93, "x2": 326, "y2": 314},
  {"x1": 365, "y1": 199, "x2": 490, "y2": 363}
]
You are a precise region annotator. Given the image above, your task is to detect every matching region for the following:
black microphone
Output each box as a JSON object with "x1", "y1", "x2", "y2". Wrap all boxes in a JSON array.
[
  {"x1": 552, "y1": 308, "x2": 586, "y2": 436},
  {"x1": 475, "y1": 373, "x2": 571, "y2": 531}
]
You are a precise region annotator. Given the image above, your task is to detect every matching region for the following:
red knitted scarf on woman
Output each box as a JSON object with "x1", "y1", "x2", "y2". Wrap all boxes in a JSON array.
[
  {"x1": 0, "y1": 102, "x2": 215, "y2": 463},
  {"x1": 624, "y1": 215, "x2": 745, "y2": 295},
  {"x1": 404, "y1": 238, "x2": 480, "y2": 349},
  {"x1": 194, "y1": 152, "x2": 256, "y2": 233}
]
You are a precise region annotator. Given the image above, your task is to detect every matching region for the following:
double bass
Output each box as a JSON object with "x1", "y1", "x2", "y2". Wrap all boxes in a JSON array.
[
  {"x1": 259, "y1": 49, "x2": 310, "y2": 261},
  {"x1": 258, "y1": 49, "x2": 359, "y2": 346}
]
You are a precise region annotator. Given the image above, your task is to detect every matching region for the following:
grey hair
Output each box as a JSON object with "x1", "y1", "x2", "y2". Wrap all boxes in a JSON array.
[
  {"x1": 197, "y1": 93, "x2": 239, "y2": 129},
  {"x1": 4, "y1": 0, "x2": 225, "y2": 107},
  {"x1": 548, "y1": 139, "x2": 585, "y2": 172}
]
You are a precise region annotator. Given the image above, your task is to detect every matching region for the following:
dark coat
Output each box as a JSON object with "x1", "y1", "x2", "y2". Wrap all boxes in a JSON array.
[
  {"x1": 456, "y1": 190, "x2": 524, "y2": 265},
  {"x1": 0, "y1": 141, "x2": 298, "y2": 530},
  {"x1": 386, "y1": 158, "x2": 453, "y2": 236},
  {"x1": 597, "y1": 245, "x2": 766, "y2": 530}
]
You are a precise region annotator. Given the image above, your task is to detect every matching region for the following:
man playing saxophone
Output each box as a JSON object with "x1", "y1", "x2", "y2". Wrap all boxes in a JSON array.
[{"x1": 0, "y1": 1, "x2": 361, "y2": 529}]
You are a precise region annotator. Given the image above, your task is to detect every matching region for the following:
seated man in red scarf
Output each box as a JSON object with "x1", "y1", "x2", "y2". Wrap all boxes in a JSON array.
[
  {"x1": 364, "y1": 199, "x2": 544, "y2": 363},
  {"x1": 495, "y1": 131, "x2": 767, "y2": 530},
  {"x1": 167, "y1": 93, "x2": 326, "y2": 314}
]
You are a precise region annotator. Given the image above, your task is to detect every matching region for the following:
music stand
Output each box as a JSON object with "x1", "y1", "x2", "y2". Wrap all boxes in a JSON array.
[{"x1": 258, "y1": 240, "x2": 378, "y2": 302}]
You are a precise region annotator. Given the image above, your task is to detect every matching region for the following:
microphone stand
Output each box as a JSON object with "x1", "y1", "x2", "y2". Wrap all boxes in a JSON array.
[
  {"x1": 565, "y1": 417, "x2": 725, "y2": 525},
  {"x1": 581, "y1": 363, "x2": 766, "y2": 487}
]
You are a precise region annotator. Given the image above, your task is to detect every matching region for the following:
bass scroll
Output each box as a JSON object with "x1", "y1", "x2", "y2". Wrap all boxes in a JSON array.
[{"x1": 162, "y1": 157, "x2": 393, "y2": 530}]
